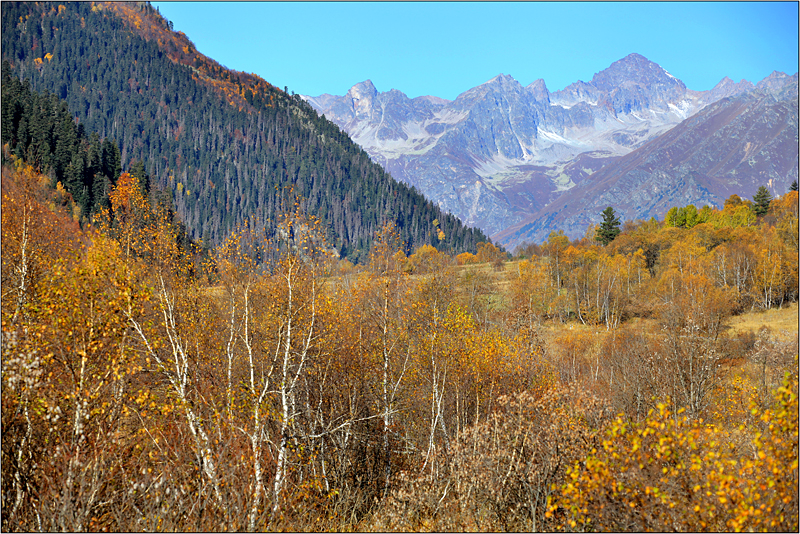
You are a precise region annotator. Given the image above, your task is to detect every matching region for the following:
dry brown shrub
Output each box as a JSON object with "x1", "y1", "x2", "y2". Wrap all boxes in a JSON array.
[{"x1": 364, "y1": 384, "x2": 606, "y2": 532}]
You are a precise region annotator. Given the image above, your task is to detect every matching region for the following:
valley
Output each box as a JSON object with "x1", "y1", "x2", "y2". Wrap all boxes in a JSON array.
[{"x1": 1, "y1": 2, "x2": 797, "y2": 532}]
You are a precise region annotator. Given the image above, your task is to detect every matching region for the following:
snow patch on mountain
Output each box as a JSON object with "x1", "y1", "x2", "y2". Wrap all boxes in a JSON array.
[
  {"x1": 347, "y1": 108, "x2": 471, "y2": 158},
  {"x1": 430, "y1": 108, "x2": 471, "y2": 125},
  {"x1": 668, "y1": 99, "x2": 694, "y2": 119},
  {"x1": 472, "y1": 153, "x2": 523, "y2": 178},
  {"x1": 536, "y1": 129, "x2": 591, "y2": 152}
]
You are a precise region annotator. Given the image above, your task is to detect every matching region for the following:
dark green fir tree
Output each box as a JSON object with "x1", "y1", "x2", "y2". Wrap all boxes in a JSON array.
[
  {"x1": 596, "y1": 206, "x2": 621, "y2": 246},
  {"x1": 752, "y1": 186, "x2": 773, "y2": 216}
]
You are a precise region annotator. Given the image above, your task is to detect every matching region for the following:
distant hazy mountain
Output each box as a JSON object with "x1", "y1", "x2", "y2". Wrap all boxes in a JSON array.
[{"x1": 302, "y1": 54, "x2": 798, "y2": 244}]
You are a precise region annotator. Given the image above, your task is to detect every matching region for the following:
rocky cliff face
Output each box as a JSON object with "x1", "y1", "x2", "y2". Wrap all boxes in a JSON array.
[{"x1": 302, "y1": 55, "x2": 798, "y2": 242}]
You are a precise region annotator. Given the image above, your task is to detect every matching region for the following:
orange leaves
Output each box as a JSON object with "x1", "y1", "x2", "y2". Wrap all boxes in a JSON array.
[
  {"x1": 773, "y1": 191, "x2": 799, "y2": 250},
  {"x1": 376, "y1": 384, "x2": 599, "y2": 531},
  {"x1": 406, "y1": 243, "x2": 451, "y2": 275},
  {"x1": 3, "y1": 144, "x2": 798, "y2": 531},
  {"x1": 1, "y1": 207, "x2": 149, "y2": 529},
  {"x1": 532, "y1": 196, "x2": 800, "y2": 323},
  {"x1": 475, "y1": 241, "x2": 505, "y2": 267},
  {"x1": 706, "y1": 195, "x2": 757, "y2": 229},
  {"x1": 1, "y1": 159, "x2": 82, "y2": 326},
  {"x1": 660, "y1": 232, "x2": 707, "y2": 277},
  {"x1": 368, "y1": 221, "x2": 407, "y2": 277},
  {"x1": 508, "y1": 257, "x2": 554, "y2": 323},
  {"x1": 99, "y1": 171, "x2": 191, "y2": 280},
  {"x1": 455, "y1": 251, "x2": 477, "y2": 265},
  {"x1": 772, "y1": 190, "x2": 799, "y2": 220},
  {"x1": 107, "y1": 172, "x2": 143, "y2": 213}
]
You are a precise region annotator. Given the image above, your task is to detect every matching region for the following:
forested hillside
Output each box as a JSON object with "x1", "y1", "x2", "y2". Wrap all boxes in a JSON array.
[
  {"x1": 2, "y1": 63, "x2": 121, "y2": 219},
  {"x1": 1, "y1": 1, "x2": 488, "y2": 261}
]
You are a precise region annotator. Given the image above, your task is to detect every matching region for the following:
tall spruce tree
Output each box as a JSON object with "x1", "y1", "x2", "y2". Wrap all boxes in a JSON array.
[
  {"x1": 752, "y1": 186, "x2": 773, "y2": 216},
  {"x1": 596, "y1": 206, "x2": 622, "y2": 245}
]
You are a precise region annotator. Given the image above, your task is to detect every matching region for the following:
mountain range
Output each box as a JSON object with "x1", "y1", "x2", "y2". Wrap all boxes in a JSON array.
[{"x1": 302, "y1": 54, "x2": 798, "y2": 247}]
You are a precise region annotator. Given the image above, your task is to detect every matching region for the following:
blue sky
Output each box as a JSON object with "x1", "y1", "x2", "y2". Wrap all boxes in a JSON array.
[{"x1": 152, "y1": 2, "x2": 799, "y2": 100}]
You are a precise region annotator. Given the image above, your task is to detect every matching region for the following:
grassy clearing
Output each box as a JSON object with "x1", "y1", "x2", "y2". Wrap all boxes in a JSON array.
[{"x1": 726, "y1": 302, "x2": 798, "y2": 340}]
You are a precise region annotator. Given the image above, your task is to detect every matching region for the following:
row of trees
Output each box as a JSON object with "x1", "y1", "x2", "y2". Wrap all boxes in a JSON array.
[
  {"x1": 661, "y1": 184, "x2": 796, "y2": 231},
  {"x1": 513, "y1": 190, "x2": 798, "y2": 328},
  {"x1": 2, "y1": 154, "x2": 797, "y2": 531}
]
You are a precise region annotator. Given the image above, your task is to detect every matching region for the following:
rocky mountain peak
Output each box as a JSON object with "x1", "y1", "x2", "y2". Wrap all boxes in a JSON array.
[
  {"x1": 609, "y1": 52, "x2": 651, "y2": 71},
  {"x1": 301, "y1": 54, "x2": 795, "y2": 241},
  {"x1": 591, "y1": 52, "x2": 686, "y2": 92},
  {"x1": 452, "y1": 73, "x2": 524, "y2": 108},
  {"x1": 756, "y1": 70, "x2": 795, "y2": 93},
  {"x1": 759, "y1": 70, "x2": 789, "y2": 81},
  {"x1": 347, "y1": 79, "x2": 378, "y2": 101},
  {"x1": 715, "y1": 76, "x2": 735, "y2": 87},
  {"x1": 414, "y1": 94, "x2": 451, "y2": 106},
  {"x1": 703, "y1": 76, "x2": 755, "y2": 102},
  {"x1": 757, "y1": 72, "x2": 799, "y2": 102},
  {"x1": 346, "y1": 80, "x2": 379, "y2": 120},
  {"x1": 526, "y1": 78, "x2": 549, "y2": 101},
  {"x1": 485, "y1": 73, "x2": 523, "y2": 91}
]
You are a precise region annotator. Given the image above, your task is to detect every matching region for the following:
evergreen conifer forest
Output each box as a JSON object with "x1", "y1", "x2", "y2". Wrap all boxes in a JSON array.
[
  {"x1": 2, "y1": 2, "x2": 798, "y2": 532},
  {"x1": 1, "y1": 1, "x2": 488, "y2": 262}
]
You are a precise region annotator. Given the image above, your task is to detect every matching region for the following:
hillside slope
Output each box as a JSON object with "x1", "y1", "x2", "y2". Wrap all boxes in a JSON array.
[{"x1": 1, "y1": 1, "x2": 489, "y2": 261}]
